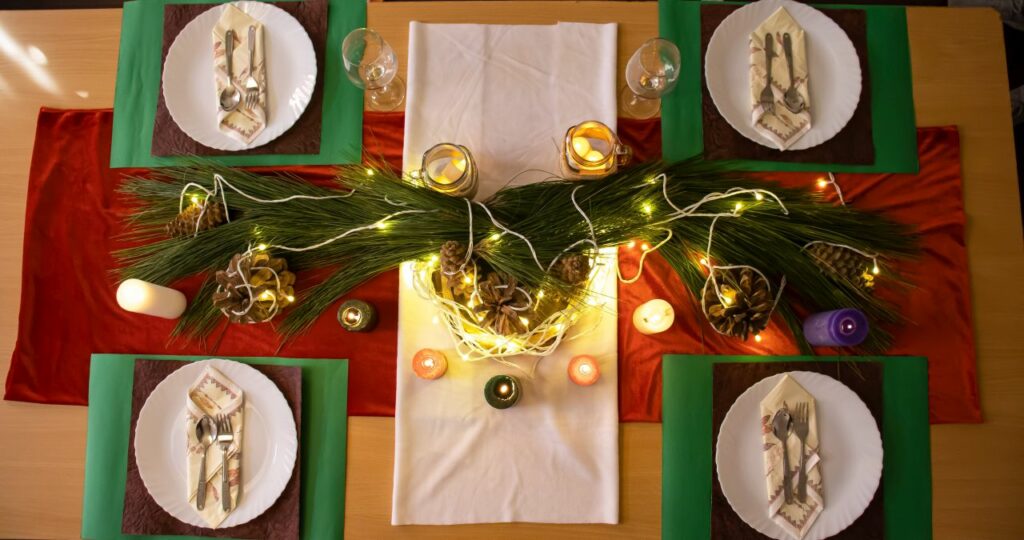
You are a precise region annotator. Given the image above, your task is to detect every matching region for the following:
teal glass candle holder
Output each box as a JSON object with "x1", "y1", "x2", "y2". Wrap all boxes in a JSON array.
[{"x1": 484, "y1": 374, "x2": 521, "y2": 409}]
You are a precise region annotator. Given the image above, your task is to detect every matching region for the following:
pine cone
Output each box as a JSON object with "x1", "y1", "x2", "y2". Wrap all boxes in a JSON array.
[
  {"x1": 806, "y1": 243, "x2": 875, "y2": 291},
  {"x1": 212, "y1": 252, "x2": 296, "y2": 324},
  {"x1": 473, "y1": 272, "x2": 529, "y2": 335},
  {"x1": 703, "y1": 268, "x2": 773, "y2": 340},
  {"x1": 552, "y1": 253, "x2": 591, "y2": 285},
  {"x1": 165, "y1": 201, "x2": 225, "y2": 238},
  {"x1": 440, "y1": 240, "x2": 468, "y2": 276}
]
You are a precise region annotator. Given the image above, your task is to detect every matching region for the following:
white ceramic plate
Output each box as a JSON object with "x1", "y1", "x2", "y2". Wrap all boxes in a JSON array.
[
  {"x1": 135, "y1": 359, "x2": 298, "y2": 528},
  {"x1": 162, "y1": 1, "x2": 317, "y2": 151},
  {"x1": 716, "y1": 371, "x2": 882, "y2": 540},
  {"x1": 705, "y1": 0, "x2": 861, "y2": 150}
]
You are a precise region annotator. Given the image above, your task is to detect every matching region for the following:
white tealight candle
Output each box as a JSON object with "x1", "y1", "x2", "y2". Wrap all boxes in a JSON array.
[
  {"x1": 632, "y1": 299, "x2": 675, "y2": 335},
  {"x1": 116, "y1": 278, "x2": 187, "y2": 319}
]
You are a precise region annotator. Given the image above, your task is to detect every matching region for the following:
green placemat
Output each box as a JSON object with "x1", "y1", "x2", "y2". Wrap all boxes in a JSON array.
[
  {"x1": 111, "y1": 0, "x2": 364, "y2": 168},
  {"x1": 662, "y1": 355, "x2": 932, "y2": 539},
  {"x1": 660, "y1": 1, "x2": 918, "y2": 173},
  {"x1": 81, "y1": 354, "x2": 349, "y2": 539}
]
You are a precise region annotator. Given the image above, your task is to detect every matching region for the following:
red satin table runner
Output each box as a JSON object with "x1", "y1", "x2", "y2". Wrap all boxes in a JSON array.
[{"x1": 4, "y1": 109, "x2": 979, "y2": 423}]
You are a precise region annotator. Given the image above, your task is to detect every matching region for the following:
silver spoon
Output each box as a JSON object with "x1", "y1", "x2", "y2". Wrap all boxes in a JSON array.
[
  {"x1": 219, "y1": 29, "x2": 241, "y2": 112},
  {"x1": 782, "y1": 33, "x2": 806, "y2": 114},
  {"x1": 195, "y1": 415, "x2": 218, "y2": 510},
  {"x1": 771, "y1": 407, "x2": 794, "y2": 504}
]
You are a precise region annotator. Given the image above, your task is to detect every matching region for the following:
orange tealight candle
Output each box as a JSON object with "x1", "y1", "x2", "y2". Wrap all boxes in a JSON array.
[
  {"x1": 568, "y1": 355, "x2": 601, "y2": 386},
  {"x1": 412, "y1": 349, "x2": 448, "y2": 380}
]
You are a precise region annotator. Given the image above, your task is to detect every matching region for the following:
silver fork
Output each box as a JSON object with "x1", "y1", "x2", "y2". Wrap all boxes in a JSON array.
[
  {"x1": 759, "y1": 33, "x2": 776, "y2": 115},
  {"x1": 793, "y1": 402, "x2": 810, "y2": 502},
  {"x1": 215, "y1": 413, "x2": 235, "y2": 512},
  {"x1": 244, "y1": 25, "x2": 260, "y2": 109}
]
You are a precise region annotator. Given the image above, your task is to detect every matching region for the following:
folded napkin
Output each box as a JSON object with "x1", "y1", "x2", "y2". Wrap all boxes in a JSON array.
[
  {"x1": 749, "y1": 7, "x2": 811, "y2": 150},
  {"x1": 760, "y1": 374, "x2": 822, "y2": 539},
  {"x1": 213, "y1": 5, "x2": 267, "y2": 145},
  {"x1": 187, "y1": 366, "x2": 244, "y2": 528}
]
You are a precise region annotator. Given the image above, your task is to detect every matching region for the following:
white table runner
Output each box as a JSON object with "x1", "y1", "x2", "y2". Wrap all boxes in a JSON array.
[
  {"x1": 403, "y1": 21, "x2": 618, "y2": 201},
  {"x1": 393, "y1": 21, "x2": 620, "y2": 525}
]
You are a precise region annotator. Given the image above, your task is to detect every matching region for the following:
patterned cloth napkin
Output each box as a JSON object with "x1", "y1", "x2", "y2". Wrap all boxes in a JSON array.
[
  {"x1": 213, "y1": 5, "x2": 267, "y2": 145},
  {"x1": 749, "y1": 7, "x2": 811, "y2": 150},
  {"x1": 760, "y1": 374, "x2": 822, "y2": 539},
  {"x1": 187, "y1": 366, "x2": 244, "y2": 528}
]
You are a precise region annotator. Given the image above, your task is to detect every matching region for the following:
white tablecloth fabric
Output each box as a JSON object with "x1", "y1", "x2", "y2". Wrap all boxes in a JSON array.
[
  {"x1": 393, "y1": 21, "x2": 620, "y2": 525},
  {"x1": 402, "y1": 21, "x2": 618, "y2": 200}
]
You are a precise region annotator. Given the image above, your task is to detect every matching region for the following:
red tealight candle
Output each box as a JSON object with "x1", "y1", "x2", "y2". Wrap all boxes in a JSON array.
[
  {"x1": 568, "y1": 355, "x2": 600, "y2": 386},
  {"x1": 412, "y1": 349, "x2": 448, "y2": 380}
]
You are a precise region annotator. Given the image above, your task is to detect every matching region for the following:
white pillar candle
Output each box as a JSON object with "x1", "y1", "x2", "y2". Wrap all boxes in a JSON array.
[
  {"x1": 632, "y1": 298, "x2": 675, "y2": 335},
  {"x1": 116, "y1": 279, "x2": 187, "y2": 319}
]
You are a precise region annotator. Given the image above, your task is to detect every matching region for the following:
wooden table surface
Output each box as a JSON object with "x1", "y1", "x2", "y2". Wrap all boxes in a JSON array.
[{"x1": 0, "y1": 2, "x2": 1021, "y2": 539}]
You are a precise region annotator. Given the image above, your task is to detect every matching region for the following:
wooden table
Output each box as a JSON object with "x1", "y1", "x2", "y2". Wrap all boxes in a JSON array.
[{"x1": 0, "y1": 3, "x2": 1021, "y2": 539}]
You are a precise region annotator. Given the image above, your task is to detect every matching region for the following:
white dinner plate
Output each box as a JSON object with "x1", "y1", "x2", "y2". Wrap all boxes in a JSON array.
[
  {"x1": 705, "y1": 0, "x2": 862, "y2": 150},
  {"x1": 134, "y1": 359, "x2": 298, "y2": 528},
  {"x1": 162, "y1": 1, "x2": 317, "y2": 151},
  {"x1": 716, "y1": 371, "x2": 882, "y2": 540}
]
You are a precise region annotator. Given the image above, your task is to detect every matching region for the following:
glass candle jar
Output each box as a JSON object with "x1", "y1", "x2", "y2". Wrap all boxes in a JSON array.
[
  {"x1": 417, "y1": 143, "x2": 478, "y2": 198},
  {"x1": 337, "y1": 299, "x2": 377, "y2": 332},
  {"x1": 484, "y1": 374, "x2": 521, "y2": 409},
  {"x1": 560, "y1": 121, "x2": 632, "y2": 179}
]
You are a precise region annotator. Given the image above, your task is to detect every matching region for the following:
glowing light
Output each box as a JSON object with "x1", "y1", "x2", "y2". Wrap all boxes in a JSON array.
[
  {"x1": 463, "y1": 275, "x2": 474, "y2": 285},
  {"x1": 376, "y1": 221, "x2": 387, "y2": 230},
  {"x1": 571, "y1": 136, "x2": 592, "y2": 157},
  {"x1": 259, "y1": 290, "x2": 275, "y2": 301},
  {"x1": 256, "y1": 244, "x2": 268, "y2": 251},
  {"x1": 584, "y1": 149, "x2": 605, "y2": 162},
  {"x1": 699, "y1": 257, "x2": 709, "y2": 266},
  {"x1": 641, "y1": 202, "x2": 654, "y2": 215},
  {"x1": 489, "y1": 233, "x2": 501, "y2": 242},
  {"x1": 365, "y1": 168, "x2": 375, "y2": 176},
  {"x1": 190, "y1": 195, "x2": 200, "y2": 205},
  {"x1": 817, "y1": 178, "x2": 829, "y2": 189},
  {"x1": 720, "y1": 286, "x2": 737, "y2": 306},
  {"x1": 428, "y1": 254, "x2": 439, "y2": 266},
  {"x1": 754, "y1": 192, "x2": 764, "y2": 201},
  {"x1": 641, "y1": 242, "x2": 651, "y2": 251},
  {"x1": 871, "y1": 264, "x2": 880, "y2": 275},
  {"x1": 285, "y1": 295, "x2": 295, "y2": 303},
  {"x1": 519, "y1": 316, "x2": 530, "y2": 327},
  {"x1": 579, "y1": 363, "x2": 592, "y2": 374},
  {"x1": 498, "y1": 384, "x2": 510, "y2": 395},
  {"x1": 645, "y1": 176, "x2": 659, "y2": 185},
  {"x1": 432, "y1": 315, "x2": 439, "y2": 325},
  {"x1": 734, "y1": 202, "x2": 744, "y2": 212},
  {"x1": 423, "y1": 358, "x2": 435, "y2": 368},
  {"x1": 536, "y1": 290, "x2": 545, "y2": 300},
  {"x1": 755, "y1": 334, "x2": 763, "y2": 343},
  {"x1": 627, "y1": 240, "x2": 637, "y2": 249}
]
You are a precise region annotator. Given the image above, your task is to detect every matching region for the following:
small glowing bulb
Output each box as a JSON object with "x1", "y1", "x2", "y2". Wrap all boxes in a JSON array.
[
  {"x1": 366, "y1": 168, "x2": 375, "y2": 176},
  {"x1": 720, "y1": 287, "x2": 736, "y2": 306},
  {"x1": 754, "y1": 334, "x2": 763, "y2": 343},
  {"x1": 428, "y1": 254, "x2": 439, "y2": 266},
  {"x1": 463, "y1": 274, "x2": 473, "y2": 285},
  {"x1": 256, "y1": 243, "x2": 268, "y2": 251},
  {"x1": 498, "y1": 384, "x2": 510, "y2": 395},
  {"x1": 259, "y1": 290, "x2": 275, "y2": 301},
  {"x1": 817, "y1": 178, "x2": 829, "y2": 189},
  {"x1": 519, "y1": 316, "x2": 529, "y2": 327},
  {"x1": 641, "y1": 202, "x2": 654, "y2": 215},
  {"x1": 190, "y1": 195, "x2": 200, "y2": 205},
  {"x1": 699, "y1": 257, "x2": 709, "y2": 266},
  {"x1": 641, "y1": 242, "x2": 651, "y2": 251},
  {"x1": 627, "y1": 240, "x2": 637, "y2": 249},
  {"x1": 872, "y1": 264, "x2": 880, "y2": 275},
  {"x1": 537, "y1": 290, "x2": 545, "y2": 300},
  {"x1": 579, "y1": 363, "x2": 593, "y2": 375},
  {"x1": 489, "y1": 233, "x2": 501, "y2": 242},
  {"x1": 754, "y1": 192, "x2": 764, "y2": 201},
  {"x1": 645, "y1": 176, "x2": 659, "y2": 185},
  {"x1": 734, "y1": 202, "x2": 743, "y2": 212},
  {"x1": 376, "y1": 221, "x2": 387, "y2": 230},
  {"x1": 285, "y1": 295, "x2": 295, "y2": 303},
  {"x1": 423, "y1": 358, "x2": 435, "y2": 368}
]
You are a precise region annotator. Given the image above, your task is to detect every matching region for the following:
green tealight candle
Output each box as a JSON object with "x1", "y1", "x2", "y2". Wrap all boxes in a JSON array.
[
  {"x1": 337, "y1": 299, "x2": 377, "y2": 332},
  {"x1": 484, "y1": 374, "x2": 521, "y2": 409}
]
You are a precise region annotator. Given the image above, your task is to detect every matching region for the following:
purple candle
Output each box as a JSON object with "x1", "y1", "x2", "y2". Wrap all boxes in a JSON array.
[{"x1": 803, "y1": 308, "x2": 869, "y2": 347}]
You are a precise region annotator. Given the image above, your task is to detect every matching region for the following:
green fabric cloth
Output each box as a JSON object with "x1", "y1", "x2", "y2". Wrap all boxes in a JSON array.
[
  {"x1": 81, "y1": 354, "x2": 349, "y2": 539},
  {"x1": 662, "y1": 355, "x2": 932, "y2": 539},
  {"x1": 660, "y1": 1, "x2": 918, "y2": 173},
  {"x1": 111, "y1": 0, "x2": 364, "y2": 168}
]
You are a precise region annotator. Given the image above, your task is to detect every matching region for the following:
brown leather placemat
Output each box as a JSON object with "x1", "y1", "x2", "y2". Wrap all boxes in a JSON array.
[
  {"x1": 701, "y1": 4, "x2": 874, "y2": 164},
  {"x1": 711, "y1": 361, "x2": 884, "y2": 539},
  {"x1": 152, "y1": 0, "x2": 326, "y2": 157},
  {"x1": 122, "y1": 359, "x2": 302, "y2": 539}
]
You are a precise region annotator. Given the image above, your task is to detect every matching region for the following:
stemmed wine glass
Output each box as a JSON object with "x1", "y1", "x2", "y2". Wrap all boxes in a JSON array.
[
  {"x1": 342, "y1": 28, "x2": 406, "y2": 111},
  {"x1": 620, "y1": 38, "x2": 681, "y2": 119}
]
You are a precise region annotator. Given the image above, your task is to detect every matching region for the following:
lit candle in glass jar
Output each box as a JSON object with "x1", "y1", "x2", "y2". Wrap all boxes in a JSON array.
[
  {"x1": 115, "y1": 279, "x2": 187, "y2": 319},
  {"x1": 568, "y1": 355, "x2": 601, "y2": 386},
  {"x1": 561, "y1": 121, "x2": 631, "y2": 179},
  {"x1": 419, "y1": 143, "x2": 478, "y2": 198},
  {"x1": 337, "y1": 299, "x2": 377, "y2": 332},
  {"x1": 484, "y1": 374, "x2": 521, "y2": 409},
  {"x1": 412, "y1": 348, "x2": 448, "y2": 380},
  {"x1": 632, "y1": 298, "x2": 675, "y2": 335}
]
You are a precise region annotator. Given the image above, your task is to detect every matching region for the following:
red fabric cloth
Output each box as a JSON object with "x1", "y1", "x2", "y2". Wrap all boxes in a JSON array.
[{"x1": 5, "y1": 109, "x2": 979, "y2": 424}]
